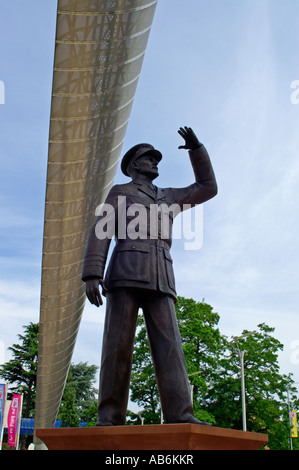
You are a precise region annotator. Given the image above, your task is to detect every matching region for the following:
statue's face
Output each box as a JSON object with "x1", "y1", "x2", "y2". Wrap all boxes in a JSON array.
[{"x1": 132, "y1": 153, "x2": 159, "y2": 179}]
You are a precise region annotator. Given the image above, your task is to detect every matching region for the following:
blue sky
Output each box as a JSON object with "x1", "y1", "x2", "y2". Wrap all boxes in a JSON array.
[{"x1": 1, "y1": 0, "x2": 299, "y2": 399}]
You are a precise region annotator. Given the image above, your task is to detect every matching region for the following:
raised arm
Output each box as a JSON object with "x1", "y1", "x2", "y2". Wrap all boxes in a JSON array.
[{"x1": 171, "y1": 126, "x2": 218, "y2": 208}]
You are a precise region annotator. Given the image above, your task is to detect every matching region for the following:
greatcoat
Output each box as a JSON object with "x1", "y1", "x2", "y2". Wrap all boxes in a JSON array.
[{"x1": 82, "y1": 145, "x2": 217, "y2": 425}]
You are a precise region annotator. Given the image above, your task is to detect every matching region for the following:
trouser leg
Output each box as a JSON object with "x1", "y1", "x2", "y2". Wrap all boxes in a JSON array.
[
  {"x1": 97, "y1": 288, "x2": 139, "y2": 425},
  {"x1": 142, "y1": 292, "x2": 194, "y2": 424}
]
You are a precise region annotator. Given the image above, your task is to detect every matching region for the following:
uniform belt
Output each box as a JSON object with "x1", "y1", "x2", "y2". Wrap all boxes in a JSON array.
[{"x1": 116, "y1": 238, "x2": 171, "y2": 250}]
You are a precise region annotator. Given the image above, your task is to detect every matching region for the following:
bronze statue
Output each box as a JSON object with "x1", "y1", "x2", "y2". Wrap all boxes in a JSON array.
[{"x1": 82, "y1": 127, "x2": 217, "y2": 426}]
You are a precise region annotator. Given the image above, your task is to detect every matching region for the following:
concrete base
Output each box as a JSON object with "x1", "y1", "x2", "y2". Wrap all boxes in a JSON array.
[{"x1": 36, "y1": 424, "x2": 268, "y2": 450}]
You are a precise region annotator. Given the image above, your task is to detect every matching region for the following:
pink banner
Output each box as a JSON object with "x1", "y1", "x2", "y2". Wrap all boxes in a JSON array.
[{"x1": 7, "y1": 394, "x2": 22, "y2": 447}]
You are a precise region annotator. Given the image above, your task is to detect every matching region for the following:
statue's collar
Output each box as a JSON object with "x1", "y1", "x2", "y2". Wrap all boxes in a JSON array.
[{"x1": 132, "y1": 181, "x2": 157, "y2": 199}]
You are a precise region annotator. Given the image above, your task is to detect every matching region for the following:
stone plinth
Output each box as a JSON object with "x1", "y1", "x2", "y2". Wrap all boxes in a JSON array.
[{"x1": 36, "y1": 424, "x2": 268, "y2": 450}]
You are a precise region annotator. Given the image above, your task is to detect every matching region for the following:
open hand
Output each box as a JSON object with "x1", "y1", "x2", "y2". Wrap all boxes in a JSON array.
[{"x1": 178, "y1": 126, "x2": 202, "y2": 150}]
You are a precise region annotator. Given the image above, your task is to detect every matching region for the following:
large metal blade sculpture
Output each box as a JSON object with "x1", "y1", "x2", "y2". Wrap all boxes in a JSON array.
[{"x1": 34, "y1": 0, "x2": 157, "y2": 442}]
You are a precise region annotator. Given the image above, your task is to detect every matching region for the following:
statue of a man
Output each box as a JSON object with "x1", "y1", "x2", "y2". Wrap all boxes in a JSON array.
[{"x1": 82, "y1": 127, "x2": 217, "y2": 426}]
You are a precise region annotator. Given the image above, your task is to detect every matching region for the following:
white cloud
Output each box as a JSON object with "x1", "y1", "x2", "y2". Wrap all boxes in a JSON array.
[{"x1": 0, "y1": 279, "x2": 40, "y2": 363}]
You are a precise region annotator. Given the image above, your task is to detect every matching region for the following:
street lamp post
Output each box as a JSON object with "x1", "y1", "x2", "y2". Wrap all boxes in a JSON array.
[
  {"x1": 137, "y1": 411, "x2": 145, "y2": 425},
  {"x1": 238, "y1": 349, "x2": 246, "y2": 432},
  {"x1": 188, "y1": 371, "x2": 201, "y2": 404},
  {"x1": 230, "y1": 332, "x2": 255, "y2": 432}
]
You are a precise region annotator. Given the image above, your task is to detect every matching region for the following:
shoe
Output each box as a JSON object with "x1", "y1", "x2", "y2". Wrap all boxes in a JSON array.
[
  {"x1": 167, "y1": 416, "x2": 211, "y2": 426},
  {"x1": 95, "y1": 419, "x2": 115, "y2": 426},
  {"x1": 185, "y1": 417, "x2": 211, "y2": 426}
]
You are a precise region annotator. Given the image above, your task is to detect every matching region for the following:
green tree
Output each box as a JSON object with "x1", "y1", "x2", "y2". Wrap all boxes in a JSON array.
[
  {"x1": 0, "y1": 322, "x2": 38, "y2": 417},
  {"x1": 58, "y1": 380, "x2": 80, "y2": 428},
  {"x1": 0, "y1": 323, "x2": 99, "y2": 428},
  {"x1": 57, "y1": 362, "x2": 98, "y2": 426},
  {"x1": 82, "y1": 400, "x2": 98, "y2": 427},
  {"x1": 67, "y1": 361, "x2": 98, "y2": 421},
  {"x1": 129, "y1": 298, "x2": 299, "y2": 449},
  {"x1": 201, "y1": 323, "x2": 299, "y2": 449}
]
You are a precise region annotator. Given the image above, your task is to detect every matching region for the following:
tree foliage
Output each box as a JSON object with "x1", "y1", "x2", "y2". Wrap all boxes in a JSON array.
[
  {"x1": 0, "y1": 322, "x2": 38, "y2": 417},
  {"x1": 129, "y1": 298, "x2": 299, "y2": 449},
  {"x1": 57, "y1": 362, "x2": 98, "y2": 426},
  {"x1": 201, "y1": 323, "x2": 299, "y2": 449},
  {"x1": 0, "y1": 323, "x2": 98, "y2": 428}
]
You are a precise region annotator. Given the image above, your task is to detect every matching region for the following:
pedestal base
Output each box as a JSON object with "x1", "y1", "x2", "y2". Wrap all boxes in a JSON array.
[{"x1": 36, "y1": 424, "x2": 268, "y2": 450}]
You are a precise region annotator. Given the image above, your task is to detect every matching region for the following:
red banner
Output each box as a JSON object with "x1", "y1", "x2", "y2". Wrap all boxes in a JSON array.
[{"x1": 7, "y1": 394, "x2": 22, "y2": 448}]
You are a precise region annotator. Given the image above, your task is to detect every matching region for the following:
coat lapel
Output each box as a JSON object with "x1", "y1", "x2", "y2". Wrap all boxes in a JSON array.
[
  {"x1": 134, "y1": 183, "x2": 157, "y2": 200},
  {"x1": 156, "y1": 188, "x2": 167, "y2": 202},
  {"x1": 129, "y1": 182, "x2": 168, "y2": 203}
]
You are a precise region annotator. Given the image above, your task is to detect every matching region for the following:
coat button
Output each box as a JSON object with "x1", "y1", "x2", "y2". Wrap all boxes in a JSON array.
[{"x1": 131, "y1": 245, "x2": 136, "y2": 249}]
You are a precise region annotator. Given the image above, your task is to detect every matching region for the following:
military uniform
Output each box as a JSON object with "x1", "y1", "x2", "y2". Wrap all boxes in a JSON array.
[{"x1": 82, "y1": 144, "x2": 217, "y2": 425}]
